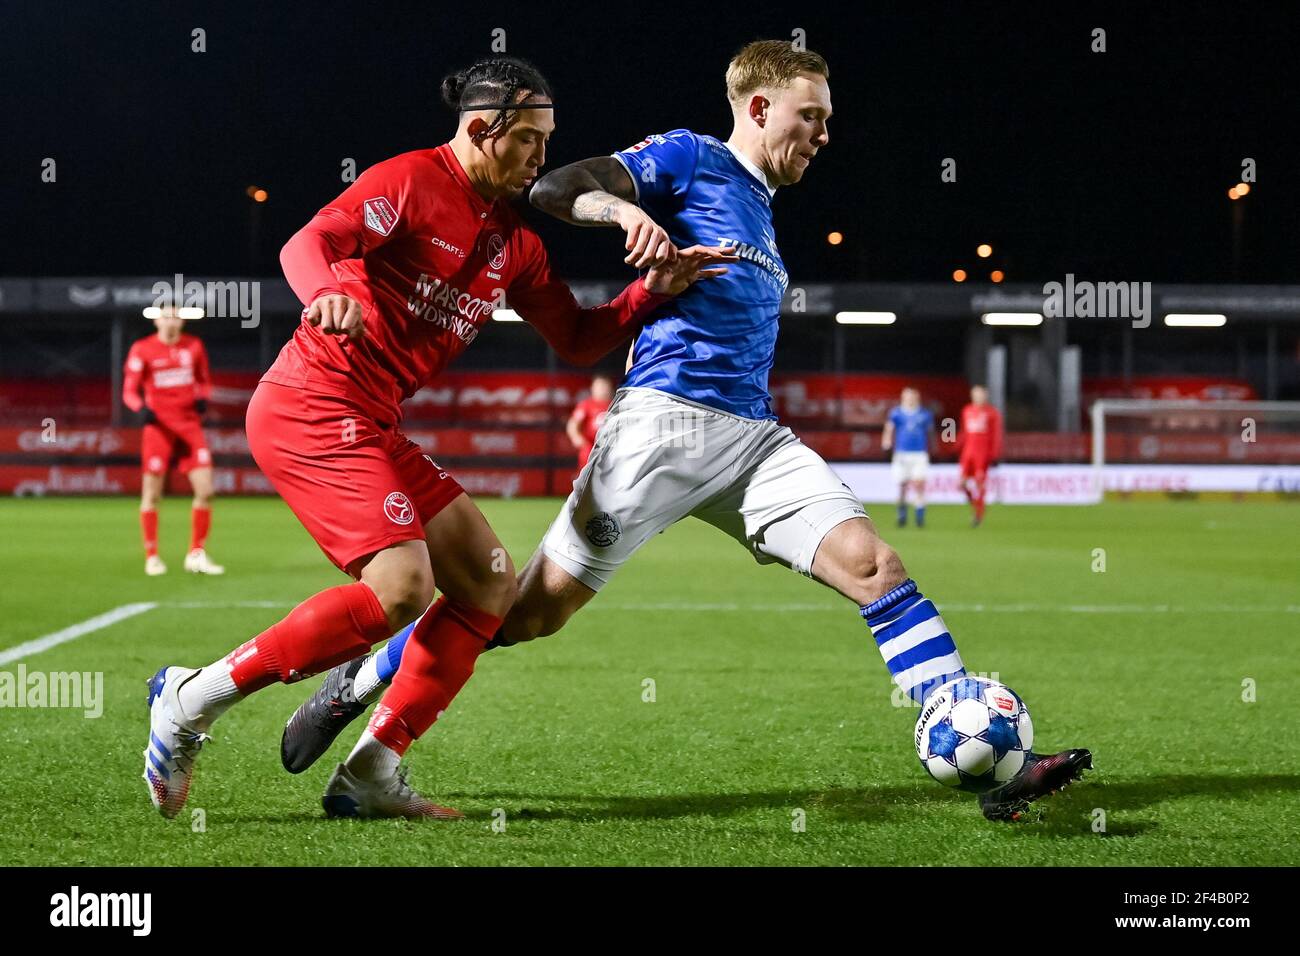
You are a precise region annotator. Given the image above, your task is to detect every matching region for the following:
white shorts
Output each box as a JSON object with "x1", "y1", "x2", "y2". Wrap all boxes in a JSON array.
[
  {"x1": 541, "y1": 387, "x2": 868, "y2": 591},
  {"x1": 891, "y1": 451, "x2": 930, "y2": 484}
]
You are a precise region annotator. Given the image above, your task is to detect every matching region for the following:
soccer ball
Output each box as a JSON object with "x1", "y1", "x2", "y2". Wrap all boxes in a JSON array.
[{"x1": 914, "y1": 676, "x2": 1034, "y2": 792}]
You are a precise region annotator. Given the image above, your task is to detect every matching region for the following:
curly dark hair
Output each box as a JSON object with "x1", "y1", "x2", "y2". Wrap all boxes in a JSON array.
[{"x1": 440, "y1": 56, "x2": 553, "y2": 144}]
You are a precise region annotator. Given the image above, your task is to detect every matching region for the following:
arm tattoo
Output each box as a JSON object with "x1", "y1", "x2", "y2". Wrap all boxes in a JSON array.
[{"x1": 570, "y1": 190, "x2": 625, "y2": 225}]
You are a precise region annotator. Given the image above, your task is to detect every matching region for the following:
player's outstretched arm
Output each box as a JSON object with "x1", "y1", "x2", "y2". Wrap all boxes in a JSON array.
[
  {"x1": 530, "y1": 157, "x2": 674, "y2": 268},
  {"x1": 508, "y1": 243, "x2": 734, "y2": 366}
]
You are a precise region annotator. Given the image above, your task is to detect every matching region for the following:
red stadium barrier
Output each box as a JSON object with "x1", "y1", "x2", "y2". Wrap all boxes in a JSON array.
[{"x1": 2, "y1": 372, "x2": 1283, "y2": 494}]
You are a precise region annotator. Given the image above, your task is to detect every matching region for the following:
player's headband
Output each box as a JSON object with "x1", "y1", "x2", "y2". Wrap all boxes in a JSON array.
[{"x1": 459, "y1": 102, "x2": 554, "y2": 111}]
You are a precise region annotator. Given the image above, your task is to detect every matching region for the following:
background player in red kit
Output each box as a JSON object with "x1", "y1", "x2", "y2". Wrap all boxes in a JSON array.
[
  {"x1": 566, "y1": 372, "x2": 614, "y2": 472},
  {"x1": 122, "y1": 305, "x2": 224, "y2": 576},
  {"x1": 958, "y1": 384, "x2": 1003, "y2": 527},
  {"x1": 140, "y1": 56, "x2": 731, "y2": 820}
]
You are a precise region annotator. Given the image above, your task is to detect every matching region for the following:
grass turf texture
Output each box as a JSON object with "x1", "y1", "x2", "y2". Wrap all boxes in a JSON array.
[{"x1": 1, "y1": 496, "x2": 1297, "y2": 866}]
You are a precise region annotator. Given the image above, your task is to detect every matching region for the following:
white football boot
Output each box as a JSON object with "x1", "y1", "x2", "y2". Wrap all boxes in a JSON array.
[
  {"x1": 321, "y1": 763, "x2": 463, "y2": 820},
  {"x1": 184, "y1": 549, "x2": 225, "y2": 575},
  {"x1": 143, "y1": 666, "x2": 210, "y2": 819},
  {"x1": 145, "y1": 555, "x2": 167, "y2": 576}
]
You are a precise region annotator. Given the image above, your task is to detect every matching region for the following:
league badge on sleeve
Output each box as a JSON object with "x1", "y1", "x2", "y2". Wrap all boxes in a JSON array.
[{"x1": 363, "y1": 197, "x2": 399, "y2": 236}]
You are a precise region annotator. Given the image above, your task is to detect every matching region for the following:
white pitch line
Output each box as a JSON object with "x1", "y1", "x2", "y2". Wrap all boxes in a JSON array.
[
  {"x1": 146, "y1": 600, "x2": 1300, "y2": 615},
  {"x1": 0, "y1": 602, "x2": 158, "y2": 666},
  {"x1": 4, "y1": 596, "x2": 1295, "y2": 668}
]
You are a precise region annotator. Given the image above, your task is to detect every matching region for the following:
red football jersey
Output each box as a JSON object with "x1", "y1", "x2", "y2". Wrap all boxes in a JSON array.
[
  {"x1": 268, "y1": 144, "x2": 668, "y2": 426},
  {"x1": 123, "y1": 333, "x2": 210, "y2": 422},
  {"x1": 959, "y1": 402, "x2": 1003, "y2": 460}
]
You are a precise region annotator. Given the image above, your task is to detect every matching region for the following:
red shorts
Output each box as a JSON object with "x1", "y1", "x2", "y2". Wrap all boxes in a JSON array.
[
  {"x1": 959, "y1": 452, "x2": 991, "y2": 481},
  {"x1": 246, "y1": 381, "x2": 464, "y2": 575},
  {"x1": 142, "y1": 417, "x2": 211, "y2": 475}
]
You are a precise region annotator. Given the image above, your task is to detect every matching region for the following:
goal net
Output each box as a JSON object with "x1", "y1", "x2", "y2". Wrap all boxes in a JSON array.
[{"x1": 1089, "y1": 400, "x2": 1300, "y2": 496}]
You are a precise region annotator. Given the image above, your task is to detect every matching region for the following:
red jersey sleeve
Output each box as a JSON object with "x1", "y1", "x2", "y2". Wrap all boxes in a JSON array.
[
  {"x1": 123, "y1": 342, "x2": 146, "y2": 412},
  {"x1": 279, "y1": 157, "x2": 414, "y2": 307},
  {"x1": 508, "y1": 238, "x2": 671, "y2": 367},
  {"x1": 192, "y1": 338, "x2": 212, "y2": 401}
]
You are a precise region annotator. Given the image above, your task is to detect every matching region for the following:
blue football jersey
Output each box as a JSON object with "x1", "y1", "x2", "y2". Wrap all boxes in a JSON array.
[
  {"x1": 888, "y1": 406, "x2": 934, "y2": 453},
  {"x1": 613, "y1": 130, "x2": 788, "y2": 420}
]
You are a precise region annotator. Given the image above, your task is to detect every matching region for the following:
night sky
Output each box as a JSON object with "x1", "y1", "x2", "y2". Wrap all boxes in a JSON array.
[{"x1": 4, "y1": 1, "x2": 1297, "y2": 285}]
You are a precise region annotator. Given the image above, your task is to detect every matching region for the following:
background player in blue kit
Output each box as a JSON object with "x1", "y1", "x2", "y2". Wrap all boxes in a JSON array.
[
  {"x1": 882, "y1": 388, "x2": 937, "y2": 528},
  {"x1": 284, "y1": 40, "x2": 1091, "y2": 822}
]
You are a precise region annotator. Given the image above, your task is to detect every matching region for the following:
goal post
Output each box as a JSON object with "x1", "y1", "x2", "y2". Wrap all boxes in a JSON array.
[{"x1": 1090, "y1": 399, "x2": 1300, "y2": 497}]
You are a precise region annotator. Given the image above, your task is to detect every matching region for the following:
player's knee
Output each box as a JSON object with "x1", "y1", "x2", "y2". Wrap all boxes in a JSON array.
[
  {"x1": 872, "y1": 544, "x2": 908, "y2": 592},
  {"x1": 533, "y1": 600, "x2": 574, "y2": 639},
  {"x1": 374, "y1": 562, "x2": 436, "y2": 627},
  {"x1": 845, "y1": 539, "x2": 908, "y2": 605},
  {"x1": 476, "y1": 568, "x2": 519, "y2": 620},
  {"x1": 502, "y1": 583, "x2": 573, "y2": 642}
]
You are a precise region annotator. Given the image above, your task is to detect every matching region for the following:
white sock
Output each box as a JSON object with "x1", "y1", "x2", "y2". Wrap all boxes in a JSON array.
[
  {"x1": 176, "y1": 664, "x2": 241, "y2": 730},
  {"x1": 351, "y1": 654, "x2": 386, "y2": 706},
  {"x1": 345, "y1": 730, "x2": 401, "y2": 781}
]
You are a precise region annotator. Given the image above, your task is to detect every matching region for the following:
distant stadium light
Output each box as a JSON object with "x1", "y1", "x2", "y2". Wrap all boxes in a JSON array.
[
  {"x1": 981, "y1": 312, "x2": 1043, "y2": 326},
  {"x1": 990, "y1": 270, "x2": 1005, "y2": 283},
  {"x1": 835, "y1": 311, "x2": 896, "y2": 325},
  {"x1": 1236, "y1": 183, "x2": 1251, "y2": 197},
  {"x1": 826, "y1": 231, "x2": 844, "y2": 245},
  {"x1": 493, "y1": 308, "x2": 523, "y2": 322},
  {"x1": 1164, "y1": 313, "x2": 1227, "y2": 327},
  {"x1": 1228, "y1": 186, "x2": 1241, "y2": 200},
  {"x1": 976, "y1": 243, "x2": 993, "y2": 258},
  {"x1": 252, "y1": 188, "x2": 268, "y2": 203},
  {"x1": 952, "y1": 269, "x2": 967, "y2": 282}
]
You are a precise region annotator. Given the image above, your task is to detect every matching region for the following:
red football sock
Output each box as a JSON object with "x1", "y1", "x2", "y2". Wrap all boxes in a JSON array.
[
  {"x1": 368, "y1": 597, "x2": 501, "y2": 755},
  {"x1": 190, "y1": 505, "x2": 211, "y2": 551},
  {"x1": 973, "y1": 479, "x2": 987, "y2": 520},
  {"x1": 226, "y1": 582, "x2": 390, "y2": 695},
  {"x1": 140, "y1": 509, "x2": 159, "y2": 558}
]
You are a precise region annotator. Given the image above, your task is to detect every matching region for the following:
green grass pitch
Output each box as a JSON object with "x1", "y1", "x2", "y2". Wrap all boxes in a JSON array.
[{"x1": 1, "y1": 495, "x2": 1297, "y2": 866}]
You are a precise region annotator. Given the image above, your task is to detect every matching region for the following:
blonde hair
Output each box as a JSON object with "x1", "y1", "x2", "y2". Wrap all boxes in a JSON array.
[{"x1": 725, "y1": 39, "x2": 829, "y2": 107}]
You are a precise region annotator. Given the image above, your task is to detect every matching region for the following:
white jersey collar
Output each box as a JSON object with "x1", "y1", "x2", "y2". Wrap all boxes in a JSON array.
[{"x1": 725, "y1": 142, "x2": 777, "y2": 198}]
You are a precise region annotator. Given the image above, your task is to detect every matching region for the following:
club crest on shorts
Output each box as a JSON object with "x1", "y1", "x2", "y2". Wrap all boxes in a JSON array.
[
  {"x1": 585, "y1": 511, "x2": 621, "y2": 547},
  {"x1": 383, "y1": 491, "x2": 415, "y2": 526}
]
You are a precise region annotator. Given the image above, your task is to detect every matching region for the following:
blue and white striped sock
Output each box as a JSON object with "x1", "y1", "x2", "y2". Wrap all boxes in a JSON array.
[
  {"x1": 351, "y1": 620, "x2": 415, "y2": 705},
  {"x1": 861, "y1": 579, "x2": 965, "y2": 705},
  {"x1": 375, "y1": 623, "x2": 413, "y2": 683}
]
